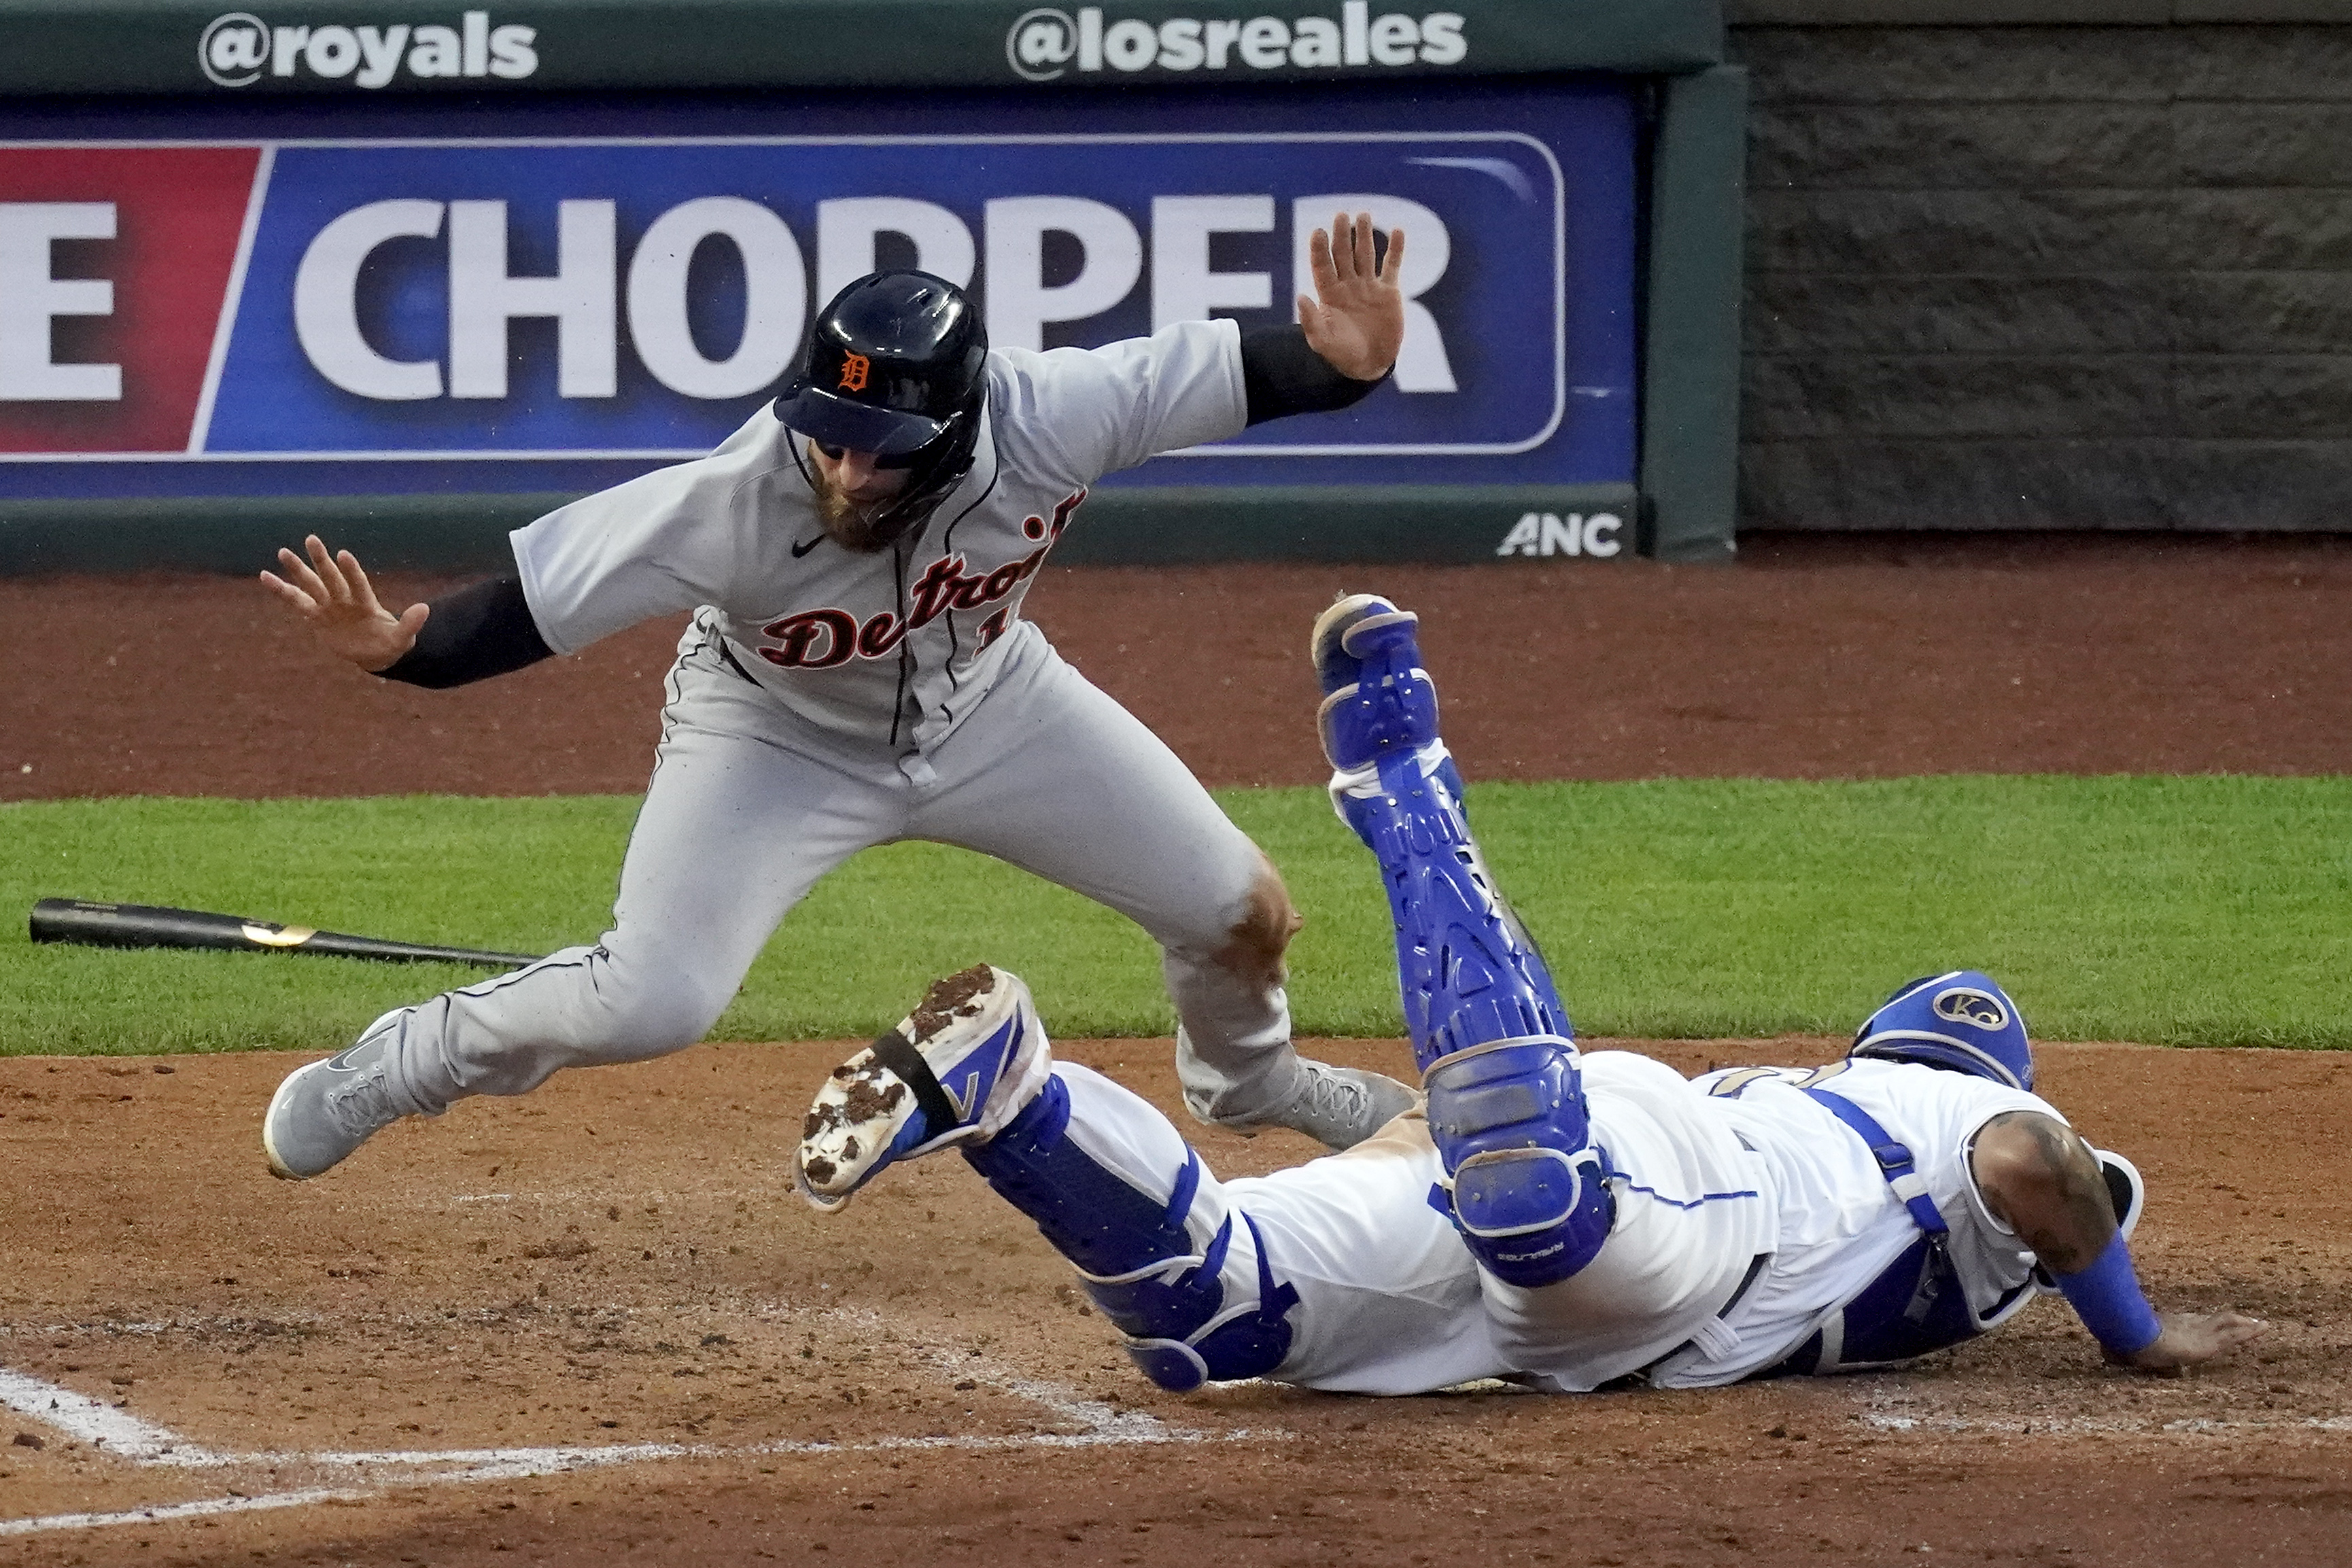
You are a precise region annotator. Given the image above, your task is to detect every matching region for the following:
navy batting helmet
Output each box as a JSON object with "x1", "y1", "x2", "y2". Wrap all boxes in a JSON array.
[
  {"x1": 1847, "y1": 970, "x2": 2034, "y2": 1092},
  {"x1": 772, "y1": 271, "x2": 988, "y2": 543},
  {"x1": 774, "y1": 271, "x2": 984, "y2": 459}
]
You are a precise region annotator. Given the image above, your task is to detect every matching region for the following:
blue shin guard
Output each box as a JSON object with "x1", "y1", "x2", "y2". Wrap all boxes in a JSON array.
[
  {"x1": 1328, "y1": 614, "x2": 1614, "y2": 1289},
  {"x1": 1425, "y1": 1043, "x2": 1615, "y2": 1287},
  {"x1": 963, "y1": 1077, "x2": 1298, "y2": 1391}
]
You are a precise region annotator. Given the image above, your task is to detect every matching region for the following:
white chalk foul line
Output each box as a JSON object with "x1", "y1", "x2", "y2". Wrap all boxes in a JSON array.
[
  {"x1": 0, "y1": 1423, "x2": 1268, "y2": 1538},
  {"x1": 0, "y1": 1366, "x2": 216, "y2": 1463},
  {"x1": 224, "y1": 1423, "x2": 1267, "y2": 1482},
  {"x1": 0, "y1": 1308, "x2": 1281, "y2": 1537},
  {"x1": 0, "y1": 1489, "x2": 373, "y2": 1539},
  {"x1": 917, "y1": 1342, "x2": 1175, "y2": 1444},
  {"x1": 1857, "y1": 1384, "x2": 2352, "y2": 1439},
  {"x1": 1863, "y1": 1410, "x2": 2352, "y2": 1437}
]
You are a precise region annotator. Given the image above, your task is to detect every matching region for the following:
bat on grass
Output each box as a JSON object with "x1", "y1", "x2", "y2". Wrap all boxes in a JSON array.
[{"x1": 30, "y1": 899, "x2": 542, "y2": 969}]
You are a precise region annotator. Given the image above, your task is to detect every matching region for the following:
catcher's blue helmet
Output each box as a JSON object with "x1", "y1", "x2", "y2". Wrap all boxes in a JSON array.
[{"x1": 1848, "y1": 971, "x2": 2033, "y2": 1092}]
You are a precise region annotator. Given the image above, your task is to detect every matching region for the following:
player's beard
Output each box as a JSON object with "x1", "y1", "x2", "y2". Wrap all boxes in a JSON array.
[{"x1": 812, "y1": 478, "x2": 899, "y2": 554}]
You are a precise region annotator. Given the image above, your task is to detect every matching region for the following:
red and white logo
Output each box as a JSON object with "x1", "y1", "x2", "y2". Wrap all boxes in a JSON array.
[
  {"x1": 0, "y1": 146, "x2": 262, "y2": 453},
  {"x1": 757, "y1": 491, "x2": 1086, "y2": 669}
]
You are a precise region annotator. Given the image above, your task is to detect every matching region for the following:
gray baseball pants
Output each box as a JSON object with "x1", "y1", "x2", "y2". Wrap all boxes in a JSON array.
[{"x1": 363, "y1": 612, "x2": 1300, "y2": 1126}]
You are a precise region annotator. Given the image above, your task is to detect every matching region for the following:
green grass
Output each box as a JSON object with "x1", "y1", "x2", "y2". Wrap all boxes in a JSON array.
[{"x1": 3, "y1": 777, "x2": 2348, "y2": 1056}]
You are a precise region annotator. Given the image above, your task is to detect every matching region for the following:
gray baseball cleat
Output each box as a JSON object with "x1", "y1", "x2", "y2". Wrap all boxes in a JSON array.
[
  {"x1": 261, "y1": 1026, "x2": 414, "y2": 1180},
  {"x1": 1252, "y1": 1058, "x2": 1421, "y2": 1151}
]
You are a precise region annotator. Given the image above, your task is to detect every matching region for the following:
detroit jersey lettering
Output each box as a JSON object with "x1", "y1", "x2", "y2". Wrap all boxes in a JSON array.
[
  {"x1": 511, "y1": 318, "x2": 1245, "y2": 748},
  {"x1": 757, "y1": 485, "x2": 1088, "y2": 672}
]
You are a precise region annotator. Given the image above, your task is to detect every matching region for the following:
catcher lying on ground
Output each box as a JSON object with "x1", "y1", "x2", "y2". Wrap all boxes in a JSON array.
[{"x1": 791, "y1": 595, "x2": 2264, "y2": 1394}]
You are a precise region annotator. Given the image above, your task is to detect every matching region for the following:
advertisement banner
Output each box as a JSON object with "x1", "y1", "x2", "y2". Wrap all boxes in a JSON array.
[
  {"x1": 0, "y1": 2, "x2": 1720, "y2": 98},
  {"x1": 0, "y1": 83, "x2": 1635, "y2": 515}
]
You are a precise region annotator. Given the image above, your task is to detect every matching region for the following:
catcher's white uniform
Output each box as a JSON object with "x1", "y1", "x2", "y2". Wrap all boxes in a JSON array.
[{"x1": 1026, "y1": 1050, "x2": 2057, "y2": 1395}]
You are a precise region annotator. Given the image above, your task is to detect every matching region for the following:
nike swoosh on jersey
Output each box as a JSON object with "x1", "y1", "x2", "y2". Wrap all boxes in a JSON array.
[{"x1": 790, "y1": 534, "x2": 825, "y2": 558}]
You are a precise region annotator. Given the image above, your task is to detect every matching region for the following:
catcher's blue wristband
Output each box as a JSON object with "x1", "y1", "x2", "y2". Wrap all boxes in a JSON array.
[{"x1": 2052, "y1": 1232, "x2": 2162, "y2": 1355}]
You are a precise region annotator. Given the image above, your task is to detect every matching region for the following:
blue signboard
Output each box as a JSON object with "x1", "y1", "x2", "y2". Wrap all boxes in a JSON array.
[{"x1": 1, "y1": 81, "x2": 1636, "y2": 502}]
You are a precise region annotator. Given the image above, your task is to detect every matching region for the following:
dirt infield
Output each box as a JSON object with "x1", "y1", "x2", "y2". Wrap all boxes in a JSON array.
[
  {"x1": 3, "y1": 1039, "x2": 2349, "y2": 1567},
  {"x1": 5, "y1": 535, "x2": 2351, "y2": 1564}
]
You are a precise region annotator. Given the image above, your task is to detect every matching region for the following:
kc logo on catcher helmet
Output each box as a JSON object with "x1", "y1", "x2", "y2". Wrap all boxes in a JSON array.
[
  {"x1": 837, "y1": 352, "x2": 871, "y2": 393},
  {"x1": 1933, "y1": 986, "x2": 2009, "y2": 1032}
]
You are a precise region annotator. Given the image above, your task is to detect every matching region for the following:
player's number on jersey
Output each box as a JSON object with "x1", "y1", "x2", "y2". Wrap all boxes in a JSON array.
[{"x1": 1706, "y1": 1061, "x2": 1852, "y2": 1098}]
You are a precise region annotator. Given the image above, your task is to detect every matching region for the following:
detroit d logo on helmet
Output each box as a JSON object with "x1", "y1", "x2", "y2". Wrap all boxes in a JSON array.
[
  {"x1": 837, "y1": 352, "x2": 871, "y2": 393},
  {"x1": 1933, "y1": 986, "x2": 2009, "y2": 1032}
]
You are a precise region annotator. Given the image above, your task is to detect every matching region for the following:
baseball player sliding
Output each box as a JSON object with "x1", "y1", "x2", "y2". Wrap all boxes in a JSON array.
[
  {"x1": 793, "y1": 594, "x2": 2265, "y2": 1393},
  {"x1": 258, "y1": 216, "x2": 1421, "y2": 1180}
]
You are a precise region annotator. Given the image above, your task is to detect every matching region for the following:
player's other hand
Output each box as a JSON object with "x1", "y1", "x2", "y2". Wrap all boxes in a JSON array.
[
  {"x1": 1299, "y1": 211, "x2": 1405, "y2": 382},
  {"x1": 259, "y1": 534, "x2": 428, "y2": 673},
  {"x1": 2109, "y1": 1309, "x2": 2267, "y2": 1374}
]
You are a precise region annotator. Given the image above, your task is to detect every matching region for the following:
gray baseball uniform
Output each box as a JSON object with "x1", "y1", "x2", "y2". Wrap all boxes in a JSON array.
[{"x1": 353, "y1": 319, "x2": 1306, "y2": 1128}]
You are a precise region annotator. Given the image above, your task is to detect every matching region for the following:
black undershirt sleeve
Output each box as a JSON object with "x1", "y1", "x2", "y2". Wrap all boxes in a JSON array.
[
  {"x1": 1239, "y1": 325, "x2": 1386, "y2": 425},
  {"x1": 376, "y1": 574, "x2": 553, "y2": 690}
]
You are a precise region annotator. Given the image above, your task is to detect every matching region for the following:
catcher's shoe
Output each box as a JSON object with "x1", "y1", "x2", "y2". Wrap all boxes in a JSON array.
[
  {"x1": 795, "y1": 964, "x2": 1052, "y2": 1214},
  {"x1": 1310, "y1": 593, "x2": 1439, "y2": 772},
  {"x1": 1309, "y1": 592, "x2": 1418, "y2": 697},
  {"x1": 261, "y1": 1022, "x2": 415, "y2": 1180},
  {"x1": 1247, "y1": 1058, "x2": 1421, "y2": 1151}
]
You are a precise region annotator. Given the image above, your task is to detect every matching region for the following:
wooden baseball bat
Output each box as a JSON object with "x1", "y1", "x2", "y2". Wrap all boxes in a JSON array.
[{"x1": 29, "y1": 899, "x2": 542, "y2": 968}]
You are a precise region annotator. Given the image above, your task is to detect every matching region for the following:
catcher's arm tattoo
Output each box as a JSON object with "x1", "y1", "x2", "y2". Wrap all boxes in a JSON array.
[{"x1": 1969, "y1": 1110, "x2": 2115, "y2": 1271}]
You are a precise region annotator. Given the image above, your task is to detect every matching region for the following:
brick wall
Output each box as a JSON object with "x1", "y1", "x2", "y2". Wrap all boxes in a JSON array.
[{"x1": 1730, "y1": 21, "x2": 2352, "y2": 529}]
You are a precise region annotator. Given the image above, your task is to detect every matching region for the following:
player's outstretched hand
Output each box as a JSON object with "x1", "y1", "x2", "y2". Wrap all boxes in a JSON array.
[
  {"x1": 259, "y1": 534, "x2": 428, "y2": 673},
  {"x1": 1298, "y1": 211, "x2": 1405, "y2": 382},
  {"x1": 2109, "y1": 1309, "x2": 2267, "y2": 1374}
]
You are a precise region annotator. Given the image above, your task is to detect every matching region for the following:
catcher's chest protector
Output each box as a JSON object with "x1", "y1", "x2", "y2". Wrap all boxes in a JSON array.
[{"x1": 1767, "y1": 1087, "x2": 2029, "y2": 1375}]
